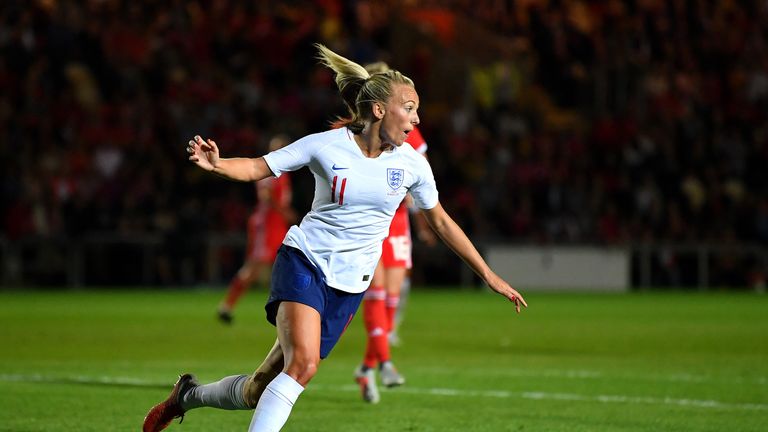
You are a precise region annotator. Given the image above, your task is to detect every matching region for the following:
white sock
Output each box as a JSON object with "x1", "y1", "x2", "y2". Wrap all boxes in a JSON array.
[
  {"x1": 248, "y1": 372, "x2": 304, "y2": 432},
  {"x1": 395, "y1": 276, "x2": 411, "y2": 328}
]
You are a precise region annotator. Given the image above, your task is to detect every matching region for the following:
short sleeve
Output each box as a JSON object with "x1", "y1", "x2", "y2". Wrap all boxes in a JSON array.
[
  {"x1": 263, "y1": 135, "x2": 316, "y2": 177},
  {"x1": 409, "y1": 156, "x2": 439, "y2": 210}
]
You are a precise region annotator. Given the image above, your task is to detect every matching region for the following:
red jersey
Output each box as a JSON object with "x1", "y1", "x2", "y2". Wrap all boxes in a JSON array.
[
  {"x1": 247, "y1": 173, "x2": 293, "y2": 262},
  {"x1": 406, "y1": 126, "x2": 427, "y2": 154}
]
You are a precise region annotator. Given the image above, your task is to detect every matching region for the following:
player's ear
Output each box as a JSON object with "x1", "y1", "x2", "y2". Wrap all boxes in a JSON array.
[{"x1": 373, "y1": 102, "x2": 385, "y2": 120}]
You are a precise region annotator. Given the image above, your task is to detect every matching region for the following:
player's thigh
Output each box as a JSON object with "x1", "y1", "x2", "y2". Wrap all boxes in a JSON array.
[
  {"x1": 370, "y1": 258, "x2": 386, "y2": 287},
  {"x1": 275, "y1": 301, "x2": 322, "y2": 366},
  {"x1": 384, "y1": 267, "x2": 408, "y2": 295}
]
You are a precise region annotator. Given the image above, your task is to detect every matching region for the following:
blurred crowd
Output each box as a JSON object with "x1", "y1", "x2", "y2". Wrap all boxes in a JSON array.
[
  {"x1": 421, "y1": 0, "x2": 768, "y2": 247},
  {"x1": 2, "y1": 0, "x2": 767, "y2": 285}
]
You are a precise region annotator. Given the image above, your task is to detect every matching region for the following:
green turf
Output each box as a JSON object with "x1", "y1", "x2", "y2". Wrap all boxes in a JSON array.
[{"x1": 0, "y1": 289, "x2": 766, "y2": 431}]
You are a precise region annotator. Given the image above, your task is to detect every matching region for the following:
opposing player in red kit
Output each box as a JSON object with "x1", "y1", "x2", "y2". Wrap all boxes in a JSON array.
[
  {"x1": 217, "y1": 135, "x2": 297, "y2": 324},
  {"x1": 352, "y1": 63, "x2": 436, "y2": 403}
]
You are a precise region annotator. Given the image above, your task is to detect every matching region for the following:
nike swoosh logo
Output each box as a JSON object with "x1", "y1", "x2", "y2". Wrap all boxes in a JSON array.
[{"x1": 332, "y1": 164, "x2": 349, "y2": 170}]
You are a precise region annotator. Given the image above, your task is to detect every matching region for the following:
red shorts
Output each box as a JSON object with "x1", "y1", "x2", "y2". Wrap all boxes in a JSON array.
[
  {"x1": 381, "y1": 206, "x2": 412, "y2": 269},
  {"x1": 247, "y1": 207, "x2": 288, "y2": 263}
]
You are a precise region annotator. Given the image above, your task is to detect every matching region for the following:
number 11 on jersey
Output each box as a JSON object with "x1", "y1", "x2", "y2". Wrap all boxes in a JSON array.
[{"x1": 331, "y1": 175, "x2": 347, "y2": 205}]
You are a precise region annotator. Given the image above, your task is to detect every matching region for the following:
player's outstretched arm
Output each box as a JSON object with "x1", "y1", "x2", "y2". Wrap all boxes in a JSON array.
[
  {"x1": 422, "y1": 202, "x2": 528, "y2": 313},
  {"x1": 187, "y1": 135, "x2": 274, "y2": 182}
]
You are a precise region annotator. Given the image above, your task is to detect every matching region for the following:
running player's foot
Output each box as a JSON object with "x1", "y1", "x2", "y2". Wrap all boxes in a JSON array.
[
  {"x1": 379, "y1": 361, "x2": 405, "y2": 387},
  {"x1": 354, "y1": 366, "x2": 380, "y2": 403},
  {"x1": 217, "y1": 309, "x2": 233, "y2": 325},
  {"x1": 142, "y1": 373, "x2": 199, "y2": 432}
]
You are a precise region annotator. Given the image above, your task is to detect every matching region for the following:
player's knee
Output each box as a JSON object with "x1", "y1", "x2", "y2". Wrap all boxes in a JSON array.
[
  {"x1": 285, "y1": 354, "x2": 319, "y2": 386},
  {"x1": 242, "y1": 371, "x2": 279, "y2": 409}
]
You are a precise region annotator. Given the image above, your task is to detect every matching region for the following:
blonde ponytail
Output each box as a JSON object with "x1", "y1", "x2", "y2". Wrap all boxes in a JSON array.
[{"x1": 315, "y1": 43, "x2": 414, "y2": 133}]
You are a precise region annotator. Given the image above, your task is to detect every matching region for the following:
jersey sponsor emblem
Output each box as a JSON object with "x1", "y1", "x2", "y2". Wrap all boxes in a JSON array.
[
  {"x1": 332, "y1": 164, "x2": 349, "y2": 170},
  {"x1": 387, "y1": 168, "x2": 404, "y2": 190}
]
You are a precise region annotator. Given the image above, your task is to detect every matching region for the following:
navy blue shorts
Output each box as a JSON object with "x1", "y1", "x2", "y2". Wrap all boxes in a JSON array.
[{"x1": 266, "y1": 245, "x2": 364, "y2": 359}]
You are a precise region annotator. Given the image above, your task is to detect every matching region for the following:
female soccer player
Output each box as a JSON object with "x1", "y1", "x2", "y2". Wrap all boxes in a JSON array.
[
  {"x1": 217, "y1": 135, "x2": 297, "y2": 324},
  {"x1": 142, "y1": 44, "x2": 526, "y2": 432}
]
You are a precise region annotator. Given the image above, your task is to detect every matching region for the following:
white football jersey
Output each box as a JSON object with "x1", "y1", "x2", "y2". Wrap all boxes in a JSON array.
[{"x1": 263, "y1": 127, "x2": 439, "y2": 293}]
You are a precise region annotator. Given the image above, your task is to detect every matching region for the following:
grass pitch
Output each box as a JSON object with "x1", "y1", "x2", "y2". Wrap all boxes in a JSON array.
[{"x1": 0, "y1": 288, "x2": 766, "y2": 431}]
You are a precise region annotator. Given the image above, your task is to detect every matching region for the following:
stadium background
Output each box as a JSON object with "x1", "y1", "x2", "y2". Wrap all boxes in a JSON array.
[
  {"x1": 1, "y1": 2, "x2": 767, "y2": 432},
  {"x1": 3, "y1": 0, "x2": 768, "y2": 290}
]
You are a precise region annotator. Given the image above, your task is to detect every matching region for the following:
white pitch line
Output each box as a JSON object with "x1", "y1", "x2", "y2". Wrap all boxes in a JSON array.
[
  {"x1": 312, "y1": 384, "x2": 768, "y2": 412},
  {"x1": 3, "y1": 374, "x2": 766, "y2": 412},
  {"x1": 0, "y1": 373, "x2": 165, "y2": 386},
  {"x1": 417, "y1": 366, "x2": 768, "y2": 386}
]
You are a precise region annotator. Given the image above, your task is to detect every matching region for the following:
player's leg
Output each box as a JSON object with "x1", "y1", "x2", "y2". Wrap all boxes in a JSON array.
[
  {"x1": 241, "y1": 338, "x2": 285, "y2": 407},
  {"x1": 218, "y1": 211, "x2": 269, "y2": 323},
  {"x1": 249, "y1": 244, "x2": 350, "y2": 430},
  {"x1": 389, "y1": 270, "x2": 410, "y2": 346},
  {"x1": 141, "y1": 338, "x2": 283, "y2": 432},
  {"x1": 383, "y1": 210, "x2": 413, "y2": 345},
  {"x1": 362, "y1": 260, "x2": 389, "y2": 368},
  {"x1": 384, "y1": 266, "x2": 407, "y2": 335},
  {"x1": 380, "y1": 265, "x2": 407, "y2": 387},
  {"x1": 218, "y1": 258, "x2": 260, "y2": 323},
  {"x1": 356, "y1": 260, "x2": 387, "y2": 402},
  {"x1": 181, "y1": 337, "x2": 284, "y2": 410},
  {"x1": 248, "y1": 301, "x2": 319, "y2": 432},
  {"x1": 218, "y1": 211, "x2": 260, "y2": 323}
]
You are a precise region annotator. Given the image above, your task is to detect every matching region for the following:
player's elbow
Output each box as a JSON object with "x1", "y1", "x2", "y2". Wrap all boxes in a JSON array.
[{"x1": 424, "y1": 207, "x2": 452, "y2": 237}]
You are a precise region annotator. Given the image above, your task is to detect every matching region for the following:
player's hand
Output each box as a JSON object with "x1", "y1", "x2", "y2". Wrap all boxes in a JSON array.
[
  {"x1": 187, "y1": 135, "x2": 219, "y2": 172},
  {"x1": 486, "y1": 272, "x2": 527, "y2": 314}
]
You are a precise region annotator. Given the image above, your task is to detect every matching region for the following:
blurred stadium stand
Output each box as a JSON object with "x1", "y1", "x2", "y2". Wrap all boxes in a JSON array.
[{"x1": 1, "y1": 1, "x2": 767, "y2": 290}]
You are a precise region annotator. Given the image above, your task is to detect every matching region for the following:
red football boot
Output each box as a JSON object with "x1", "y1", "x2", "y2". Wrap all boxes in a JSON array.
[{"x1": 142, "y1": 374, "x2": 199, "y2": 432}]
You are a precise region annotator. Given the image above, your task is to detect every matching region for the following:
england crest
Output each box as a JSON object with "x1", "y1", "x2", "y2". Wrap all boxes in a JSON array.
[{"x1": 387, "y1": 168, "x2": 404, "y2": 190}]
